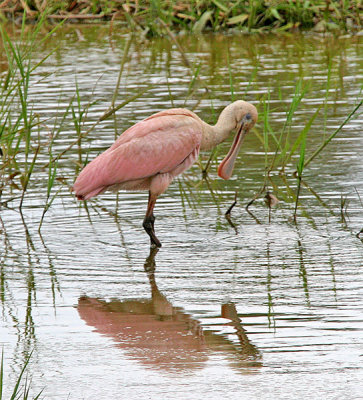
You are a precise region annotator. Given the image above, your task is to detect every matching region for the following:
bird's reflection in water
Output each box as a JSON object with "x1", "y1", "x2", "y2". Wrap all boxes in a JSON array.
[{"x1": 77, "y1": 248, "x2": 261, "y2": 373}]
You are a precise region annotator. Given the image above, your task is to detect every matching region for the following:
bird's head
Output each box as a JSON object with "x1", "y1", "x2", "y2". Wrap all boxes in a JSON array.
[
  {"x1": 231, "y1": 100, "x2": 258, "y2": 130},
  {"x1": 218, "y1": 100, "x2": 258, "y2": 180}
]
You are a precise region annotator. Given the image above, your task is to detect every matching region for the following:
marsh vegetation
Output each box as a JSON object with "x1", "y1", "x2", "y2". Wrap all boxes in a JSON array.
[
  {"x1": 0, "y1": 0, "x2": 362, "y2": 35},
  {"x1": 0, "y1": 15, "x2": 362, "y2": 400}
]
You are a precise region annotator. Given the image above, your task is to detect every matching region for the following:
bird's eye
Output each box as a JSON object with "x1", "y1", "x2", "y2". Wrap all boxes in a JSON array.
[{"x1": 245, "y1": 113, "x2": 252, "y2": 120}]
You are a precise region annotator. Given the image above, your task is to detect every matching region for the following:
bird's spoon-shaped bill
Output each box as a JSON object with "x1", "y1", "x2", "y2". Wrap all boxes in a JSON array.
[{"x1": 218, "y1": 114, "x2": 253, "y2": 180}]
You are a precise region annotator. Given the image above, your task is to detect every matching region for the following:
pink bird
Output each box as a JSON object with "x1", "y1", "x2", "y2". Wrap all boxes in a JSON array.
[{"x1": 73, "y1": 100, "x2": 258, "y2": 247}]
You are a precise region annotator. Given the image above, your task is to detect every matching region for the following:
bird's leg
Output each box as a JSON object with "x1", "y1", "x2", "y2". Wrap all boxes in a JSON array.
[{"x1": 143, "y1": 192, "x2": 162, "y2": 248}]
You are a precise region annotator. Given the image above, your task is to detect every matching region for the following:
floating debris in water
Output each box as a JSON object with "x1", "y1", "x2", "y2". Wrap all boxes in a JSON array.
[{"x1": 264, "y1": 191, "x2": 279, "y2": 208}]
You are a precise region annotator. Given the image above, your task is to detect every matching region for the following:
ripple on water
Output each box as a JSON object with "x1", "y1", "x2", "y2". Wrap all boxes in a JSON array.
[{"x1": 1, "y1": 29, "x2": 363, "y2": 399}]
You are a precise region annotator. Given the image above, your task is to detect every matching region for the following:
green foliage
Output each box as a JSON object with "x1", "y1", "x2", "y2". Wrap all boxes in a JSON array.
[
  {"x1": 250, "y1": 78, "x2": 362, "y2": 219},
  {"x1": 0, "y1": 351, "x2": 43, "y2": 400},
  {"x1": 0, "y1": 14, "x2": 65, "y2": 214},
  {"x1": 0, "y1": 1, "x2": 361, "y2": 35},
  {"x1": 0, "y1": 18, "x2": 155, "y2": 226}
]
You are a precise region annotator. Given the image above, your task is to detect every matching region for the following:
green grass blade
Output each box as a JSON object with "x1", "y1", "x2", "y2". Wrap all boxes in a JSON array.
[
  {"x1": 296, "y1": 127, "x2": 307, "y2": 176},
  {"x1": 243, "y1": 65, "x2": 258, "y2": 96},
  {"x1": 227, "y1": 51, "x2": 235, "y2": 101},
  {"x1": 304, "y1": 99, "x2": 362, "y2": 168},
  {"x1": 287, "y1": 105, "x2": 322, "y2": 167},
  {"x1": 263, "y1": 91, "x2": 271, "y2": 169},
  {"x1": 9, "y1": 352, "x2": 32, "y2": 400},
  {"x1": 0, "y1": 350, "x2": 3, "y2": 400},
  {"x1": 268, "y1": 80, "x2": 307, "y2": 172}
]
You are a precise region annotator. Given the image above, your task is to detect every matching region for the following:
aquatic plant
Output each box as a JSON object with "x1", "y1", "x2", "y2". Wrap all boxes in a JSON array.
[
  {"x1": 302, "y1": 98, "x2": 363, "y2": 170},
  {"x1": 0, "y1": 351, "x2": 43, "y2": 400},
  {"x1": 1, "y1": 15, "x2": 361, "y2": 229},
  {"x1": 0, "y1": 1, "x2": 361, "y2": 34},
  {"x1": 0, "y1": 17, "x2": 152, "y2": 227},
  {"x1": 293, "y1": 114, "x2": 307, "y2": 222},
  {"x1": 0, "y1": 14, "x2": 60, "y2": 212},
  {"x1": 246, "y1": 78, "x2": 362, "y2": 219}
]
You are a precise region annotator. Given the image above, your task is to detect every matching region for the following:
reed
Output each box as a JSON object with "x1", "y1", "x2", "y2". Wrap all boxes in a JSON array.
[
  {"x1": 1, "y1": 15, "x2": 361, "y2": 228},
  {"x1": 249, "y1": 74, "x2": 362, "y2": 219},
  {"x1": 0, "y1": 351, "x2": 43, "y2": 400},
  {"x1": 283, "y1": 106, "x2": 321, "y2": 170},
  {"x1": 303, "y1": 98, "x2": 362, "y2": 170},
  {"x1": 293, "y1": 117, "x2": 307, "y2": 222},
  {"x1": 1, "y1": 18, "x2": 154, "y2": 226},
  {"x1": 38, "y1": 145, "x2": 59, "y2": 232},
  {"x1": 262, "y1": 90, "x2": 271, "y2": 171},
  {"x1": 0, "y1": 14, "x2": 65, "y2": 214},
  {"x1": 273, "y1": 78, "x2": 308, "y2": 174}
]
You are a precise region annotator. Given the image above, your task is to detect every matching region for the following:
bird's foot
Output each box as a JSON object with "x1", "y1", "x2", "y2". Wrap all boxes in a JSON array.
[
  {"x1": 143, "y1": 216, "x2": 162, "y2": 248},
  {"x1": 150, "y1": 236, "x2": 162, "y2": 248}
]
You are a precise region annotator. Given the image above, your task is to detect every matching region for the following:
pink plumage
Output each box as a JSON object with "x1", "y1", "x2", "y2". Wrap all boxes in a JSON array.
[
  {"x1": 73, "y1": 109, "x2": 202, "y2": 200},
  {"x1": 73, "y1": 101, "x2": 258, "y2": 247}
]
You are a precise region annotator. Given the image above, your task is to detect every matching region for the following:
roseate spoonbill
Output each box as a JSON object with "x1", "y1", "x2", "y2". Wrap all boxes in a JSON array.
[{"x1": 73, "y1": 100, "x2": 258, "y2": 247}]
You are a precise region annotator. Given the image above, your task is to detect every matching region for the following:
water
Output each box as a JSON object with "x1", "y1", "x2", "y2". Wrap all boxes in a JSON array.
[{"x1": 0, "y1": 27, "x2": 362, "y2": 399}]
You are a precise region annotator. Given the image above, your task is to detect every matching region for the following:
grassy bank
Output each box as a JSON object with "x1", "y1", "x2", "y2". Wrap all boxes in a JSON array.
[{"x1": 0, "y1": 1, "x2": 362, "y2": 35}]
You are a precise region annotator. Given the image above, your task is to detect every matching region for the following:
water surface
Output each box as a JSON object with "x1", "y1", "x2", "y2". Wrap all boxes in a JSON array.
[{"x1": 0, "y1": 27, "x2": 362, "y2": 399}]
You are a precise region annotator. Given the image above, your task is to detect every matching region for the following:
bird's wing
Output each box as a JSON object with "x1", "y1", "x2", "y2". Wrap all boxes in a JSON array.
[
  {"x1": 73, "y1": 111, "x2": 203, "y2": 199},
  {"x1": 107, "y1": 108, "x2": 201, "y2": 151}
]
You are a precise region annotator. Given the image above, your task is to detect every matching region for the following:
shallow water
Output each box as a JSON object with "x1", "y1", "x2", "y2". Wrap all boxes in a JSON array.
[{"x1": 0, "y1": 27, "x2": 362, "y2": 399}]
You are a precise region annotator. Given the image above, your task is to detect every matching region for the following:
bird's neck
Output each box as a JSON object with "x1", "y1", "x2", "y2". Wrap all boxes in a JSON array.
[{"x1": 200, "y1": 108, "x2": 236, "y2": 151}]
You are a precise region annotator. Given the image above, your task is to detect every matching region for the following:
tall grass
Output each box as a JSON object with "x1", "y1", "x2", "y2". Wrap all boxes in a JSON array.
[
  {"x1": 1, "y1": 15, "x2": 361, "y2": 226},
  {"x1": 303, "y1": 98, "x2": 363, "y2": 170},
  {"x1": 1, "y1": 1, "x2": 361, "y2": 34},
  {"x1": 0, "y1": 17, "x2": 152, "y2": 228},
  {"x1": 0, "y1": 351, "x2": 43, "y2": 400},
  {"x1": 270, "y1": 78, "x2": 308, "y2": 174},
  {"x1": 293, "y1": 119, "x2": 307, "y2": 222},
  {"x1": 248, "y1": 79, "x2": 362, "y2": 220},
  {"x1": 0, "y1": 14, "x2": 63, "y2": 214}
]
